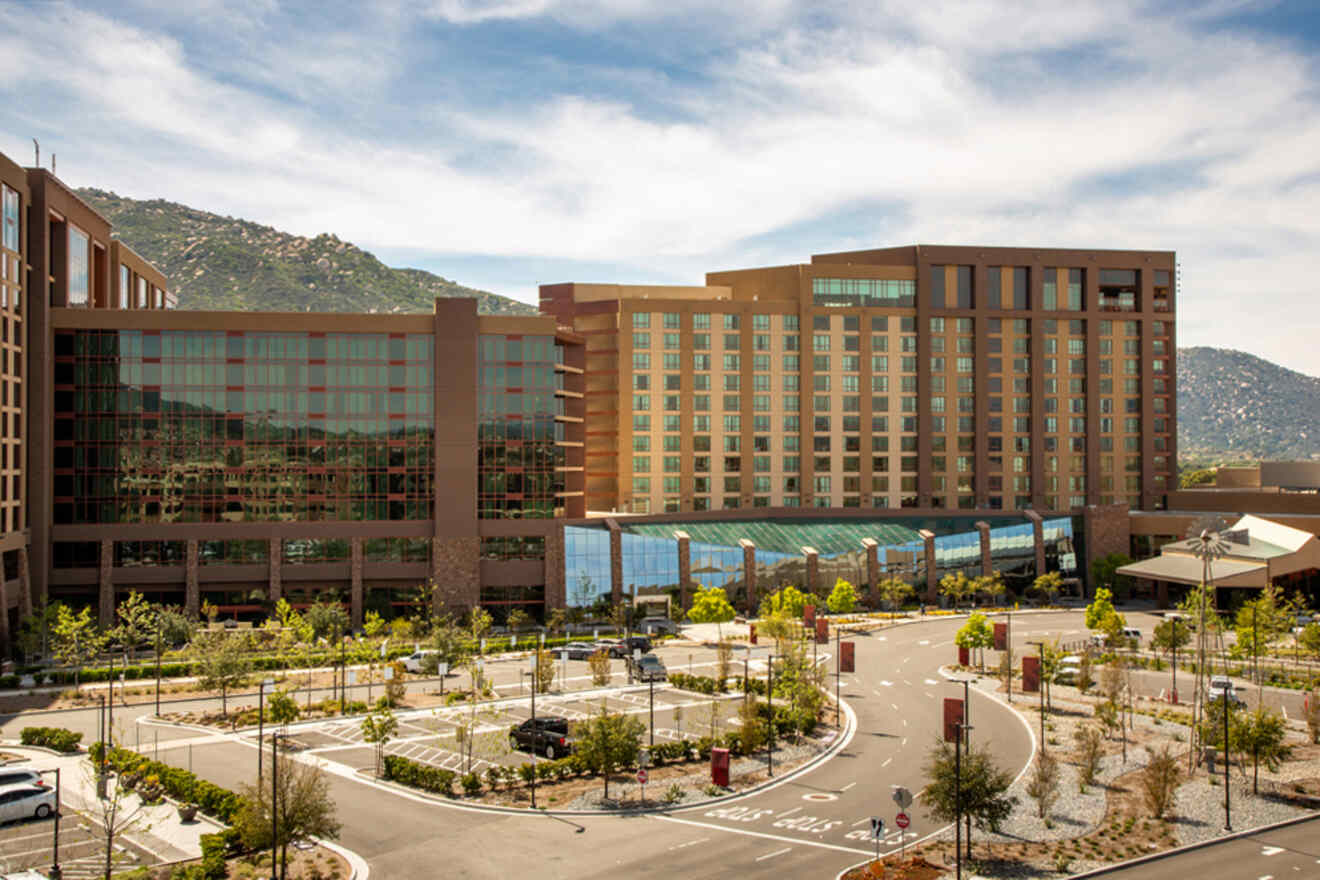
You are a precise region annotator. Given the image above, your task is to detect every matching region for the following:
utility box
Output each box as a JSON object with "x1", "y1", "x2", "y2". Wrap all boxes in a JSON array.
[
  {"x1": 804, "y1": 605, "x2": 816, "y2": 628},
  {"x1": 710, "y1": 747, "x2": 730, "y2": 787},
  {"x1": 943, "y1": 698, "x2": 964, "y2": 743},
  {"x1": 749, "y1": 623, "x2": 757, "y2": 645},
  {"x1": 815, "y1": 617, "x2": 828, "y2": 644},
  {"x1": 1022, "y1": 655, "x2": 1041, "y2": 692},
  {"x1": 957, "y1": 645, "x2": 969, "y2": 666},
  {"x1": 993, "y1": 623, "x2": 1007, "y2": 651}
]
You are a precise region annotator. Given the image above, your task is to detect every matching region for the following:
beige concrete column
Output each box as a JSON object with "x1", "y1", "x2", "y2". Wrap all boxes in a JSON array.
[
  {"x1": 16, "y1": 547, "x2": 32, "y2": 619},
  {"x1": 976, "y1": 521, "x2": 993, "y2": 577},
  {"x1": 606, "y1": 518, "x2": 623, "y2": 606},
  {"x1": 675, "y1": 531, "x2": 691, "y2": 612},
  {"x1": 268, "y1": 538, "x2": 282, "y2": 603},
  {"x1": 862, "y1": 538, "x2": 879, "y2": 606},
  {"x1": 350, "y1": 537, "x2": 364, "y2": 630},
  {"x1": 739, "y1": 539, "x2": 756, "y2": 615},
  {"x1": 98, "y1": 539, "x2": 114, "y2": 628},
  {"x1": 802, "y1": 546, "x2": 820, "y2": 596},
  {"x1": 919, "y1": 529, "x2": 938, "y2": 603},
  {"x1": 0, "y1": 572, "x2": 10, "y2": 654},
  {"x1": 185, "y1": 540, "x2": 199, "y2": 619}
]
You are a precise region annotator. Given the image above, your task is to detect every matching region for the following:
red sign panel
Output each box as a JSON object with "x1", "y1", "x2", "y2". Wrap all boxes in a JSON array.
[
  {"x1": 636, "y1": 769, "x2": 648, "y2": 784},
  {"x1": 710, "y1": 747, "x2": 730, "y2": 787},
  {"x1": 804, "y1": 604, "x2": 816, "y2": 628},
  {"x1": 1022, "y1": 655, "x2": 1041, "y2": 692},
  {"x1": 749, "y1": 623, "x2": 757, "y2": 645},
  {"x1": 993, "y1": 622, "x2": 1007, "y2": 651},
  {"x1": 840, "y1": 640, "x2": 855, "y2": 673},
  {"x1": 943, "y1": 698, "x2": 964, "y2": 743},
  {"x1": 957, "y1": 645, "x2": 970, "y2": 666},
  {"x1": 815, "y1": 617, "x2": 828, "y2": 644},
  {"x1": 895, "y1": 812, "x2": 910, "y2": 829}
]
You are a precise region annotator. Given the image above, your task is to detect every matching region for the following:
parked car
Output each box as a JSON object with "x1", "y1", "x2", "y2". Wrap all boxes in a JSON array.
[
  {"x1": 509, "y1": 717, "x2": 574, "y2": 759},
  {"x1": 1207, "y1": 675, "x2": 1245, "y2": 707},
  {"x1": 1121, "y1": 627, "x2": 1142, "y2": 647},
  {"x1": 1293, "y1": 615, "x2": 1315, "y2": 635},
  {"x1": 628, "y1": 653, "x2": 667, "y2": 682},
  {"x1": 637, "y1": 617, "x2": 677, "y2": 636},
  {"x1": 0, "y1": 770, "x2": 43, "y2": 789},
  {"x1": 402, "y1": 650, "x2": 442, "y2": 674},
  {"x1": 1054, "y1": 655, "x2": 1084, "y2": 686},
  {"x1": 557, "y1": 642, "x2": 597, "y2": 660},
  {"x1": 593, "y1": 639, "x2": 627, "y2": 658},
  {"x1": 0, "y1": 783, "x2": 57, "y2": 824},
  {"x1": 621, "y1": 635, "x2": 652, "y2": 655}
]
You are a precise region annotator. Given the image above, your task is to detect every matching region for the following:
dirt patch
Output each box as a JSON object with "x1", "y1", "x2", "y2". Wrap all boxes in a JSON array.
[{"x1": 841, "y1": 855, "x2": 946, "y2": 880}]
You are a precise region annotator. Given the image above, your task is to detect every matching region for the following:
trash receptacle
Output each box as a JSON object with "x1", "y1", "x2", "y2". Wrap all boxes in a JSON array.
[{"x1": 711, "y1": 747, "x2": 730, "y2": 787}]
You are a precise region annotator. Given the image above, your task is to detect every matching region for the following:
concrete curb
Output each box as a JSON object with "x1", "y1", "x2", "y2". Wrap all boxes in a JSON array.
[
  {"x1": 318, "y1": 837, "x2": 370, "y2": 880},
  {"x1": 351, "y1": 696, "x2": 858, "y2": 819},
  {"x1": 1066, "y1": 809, "x2": 1320, "y2": 878}
]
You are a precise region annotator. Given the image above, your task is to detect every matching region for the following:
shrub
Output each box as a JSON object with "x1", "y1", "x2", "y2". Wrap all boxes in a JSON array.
[
  {"x1": 20, "y1": 726, "x2": 84, "y2": 753},
  {"x1": 485, "y1": 766, "x2": 504, "y2": 791},
  {"x1": 382, "y1": 754, "x2": 455, "y2": 796},
  {"x1": 664, "y1": 783, "x2": 685, "y2": 803},
  {"x1": 1140, "y1": 745, "x2": 1181, "y2": 819},
  {"x1": 460, "y1": 772, "x2": 483, "y2": 796},
  {"x1": 518, "y1": 763, "x2": 536, "y2": 785}
]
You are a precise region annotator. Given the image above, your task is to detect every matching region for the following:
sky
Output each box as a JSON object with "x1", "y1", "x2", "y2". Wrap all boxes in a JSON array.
[{"x1": 1, "y1": 0, "x2": 1319, "y2": 373}]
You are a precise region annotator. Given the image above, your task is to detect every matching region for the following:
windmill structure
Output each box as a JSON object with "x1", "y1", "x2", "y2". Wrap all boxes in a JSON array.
[{"x1": 1187, "y1": 526, "x2": 1229, "y2": 771}]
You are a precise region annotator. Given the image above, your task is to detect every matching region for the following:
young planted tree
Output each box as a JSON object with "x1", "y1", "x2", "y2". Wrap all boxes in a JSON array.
[
  {"x1": 236, "y1": 757, "x2": 342, "y2": 880},
  {"x1": 826, "y1": 578, "x2": 858, "y2": 614},
  {"x1": 384, "y1": 661, "x2": 408, "y2": 707},
  {"x1": 267, "y1": 690, "x2": 301, "y2": 732},
  {"x1": 877, "y1": 576, "x2": 914, "y2": 613},
  {"x1": 546, "y1": 607, "x2": 569, "y2": 638},
  {"x1": 574, "y1": 707, "x2": 644, "y2": 798},
  {"x1": 922, "y1": 738, "x2": 1018, "y2": 858},
  {"x1": 1025, "y1": 749, "x2": 1060, "y2": 819},
  {"x1": 687, "y1": 586, "x2": 736, "y2": 642},
  {"x1": 506, "y1": 608, "x2": 531, "y2": 634},
  {"x1": 534, "y1": 648, "x2": 556, "y2": 694},
  {"x1": 1073, "y1": 724, "x2": 1104, "y2": 789},
  {"x1": 468, "y1": 606, "x2": 494, "y2": 646},
  {"x1": 51, "y1": 603, "x2": 106, "y2": 686},
  {"x1": 955, "y1": 612, "x2": 994, "y2": 670},
  {"x1": 758, "y1": 584, "x2": 811, "y2": 619},
  {"x1": 1084, "y1": 587, "x2": 1126, "y2": 646},
  {"x1": 1236, "y1": 707, "x2": 1291, "y2": 794},
  {"x1": 361, "y1": 704, "x2": 399, "y2": 777},
  {"x1": 588, "y1": 648, "x2": 612, "y2": 687},
  {"x1": 305, "y1": 601, "x2": 349, "y2": 641},
  {"x1": 194, "y1": 631, "x2": 252, "y2": 717},
  {"x1": 1032, "y1": 571, "x2": 1064, "y2": 605},
  {"x1": 83, "y1": 768, "x2": 147, "y2": 880},
  {"x1": 972, "y1": 572, "x2": 1004, "y2": 607},
  {"x1": 939, "y1": 572, "x2": 974, "y2": 611},
  {"x1": 111, "y1": 590, "x2": 157, "y2": 664},
  {"x1": 715, "y1": 640, "x2": 734, "y2": 692},
  {"x1": 362, "y1": 610, "x2": 386, "y2": 638},
  {"x1": 1305, "y1": 689, "x2": 1320, "y2": 745},
  {"x1": 1139, "y1": 745, "x2": 1182, "y2": 819}
]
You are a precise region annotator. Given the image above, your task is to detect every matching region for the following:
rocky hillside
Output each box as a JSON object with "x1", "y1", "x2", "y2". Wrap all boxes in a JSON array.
[
  {"x1": 76, "y1": 188, "x2": 536, "y2": 316},
  {"x1": 1178, "y1": 346, "x2": 1320, "y2": 461}
]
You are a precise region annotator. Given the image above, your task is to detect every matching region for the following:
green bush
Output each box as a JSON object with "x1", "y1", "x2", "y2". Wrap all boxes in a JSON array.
[
  {"x1": 518, "y1": 763, "x2": 536, "y2": 785},
  {"x1": 382, "y1": 754, "x2": 455, "y2": 796},
  {"x1": 93, "y1": 745, "x2": 242, "y2": 822},
  {"x1": 20, "y1": 726, "x2": 84, "y2": 753},
  {"x1": 460, "y1": 772, "x2": 483, "y2": 796}
]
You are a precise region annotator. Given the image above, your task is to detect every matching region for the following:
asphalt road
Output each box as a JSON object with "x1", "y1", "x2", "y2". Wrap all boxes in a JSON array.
[
  {"x1": 0, "y1": 611, "x2": 1112, "y2": 878},
  {"x1": 1091, "y1": 814, "x2": 1320, "y2": 880}
]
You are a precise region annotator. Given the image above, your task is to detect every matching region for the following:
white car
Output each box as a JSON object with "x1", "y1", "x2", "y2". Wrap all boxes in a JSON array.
[
  {"x1": 1207, "y1": 675, "x2": 1244, "y2": 707},
  {"x1": 1054, "y1": 655, "x2": 1084, "y2": 685},
  {"x1": 402, "y1": 650, "x2": 441, "y2": 674},
  {"x1": 0, "y1": 783, "x2": 56, "y2": 824}
]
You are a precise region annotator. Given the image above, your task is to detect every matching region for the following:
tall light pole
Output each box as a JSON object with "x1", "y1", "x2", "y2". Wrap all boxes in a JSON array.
[
  {"x1": 270, "y1": 731, "x2": 280, "y2": 880},
  {"x1": 258, "y1": 678, "x2": 274, "y2": 782},
  {"x1": 1027, "y1": 640, "x2": 1046, "y2": 752},
  {"x1": 954, "y1": 719, "x2": 974, "y2": 880},
  {"x1": 1190, "y1": 530, "x2": 1228, "y2": 772},
  {"x1": 1222, "y1": 691, "x2": 1231, "y2": 831},
  {"x1": 154, "y1": 617, "x2": 163, "y2": 718},
  {"x1": 47, "y1": 767, "x2": 62, "y2": 880}
]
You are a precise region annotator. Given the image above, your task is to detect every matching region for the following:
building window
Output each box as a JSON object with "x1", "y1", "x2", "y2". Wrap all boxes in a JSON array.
[
  {"x1": 1, "y1": 185, "x2": 18, "y2": 252},
  {"x1": 119, "y1": 265, "x2": 131, "y2": 309},
  {"x1": 811, "y1": 277, "x2": 915, "y2": 308},
  {"x1": 632, "y1": 312, "x2": 651, "y2": 329},
  {"x1": 67, "y1": 225, "x2": 90, "y2": 306}
]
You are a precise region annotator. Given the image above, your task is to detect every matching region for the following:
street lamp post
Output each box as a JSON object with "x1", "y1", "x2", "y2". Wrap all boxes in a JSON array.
[
  {"x1": 1222, "y1": 693, "x2": 1231, "y2": 831},
  {"x1": 258, "y1": 678, "x2": 274, "y2": 782},
  {"x1": 766, "y1": 652, "x2": 780, "y2": 778},
  {"x1": 96, "y1": 695, "x2": 107, "y2": 800},
  {"x1": 155, "y1": 620, "x2": 163, "y2": 718},
  {"x1": 954, "y1": 720, "x2": 974, "y2": 880},
  {"x1": 48, "y1": 767, "x2": 62, "y2": 880},
  {"x1": 959, "y1": 678, "x2": 972, "y2": 859},
  {"x1": 521, "y1": 664, "x2": 538, "y2": 810},
  {"x1": 270, "y1": 731, "x2": 280, "y2": 880},
  {"x1": 1027, "y1": 640, "x2": 1046, "y2": 752},
  {"x1": 648, "y1": 676, "x2": 655, "y2": 748}
]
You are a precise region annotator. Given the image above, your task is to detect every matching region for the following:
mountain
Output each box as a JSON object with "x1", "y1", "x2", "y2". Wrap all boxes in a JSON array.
[
  {"x1": 75, "y1": 188, "x2": 537, "y2": 316},
  {"x1": 1177, "y1": 346, "x2": 1320, "y2": 461}
]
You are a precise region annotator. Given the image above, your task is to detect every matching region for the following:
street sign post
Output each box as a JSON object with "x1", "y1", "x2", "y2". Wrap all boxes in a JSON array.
[
  {"x1": 637, "y1": 767, "x2": 648, "y2": 803},
  {"x1": 870, "y1": 816, "x2": 885, "y2": 863},
  {"x1": 891, "y1": 786, "x2": 913, "y2": 809},
  {"x1": 896, "y1": 812, "x2": 910, "y2": 861},
  {"x1": 895, "y1": 812, "x2": 909, "y2": 828}
]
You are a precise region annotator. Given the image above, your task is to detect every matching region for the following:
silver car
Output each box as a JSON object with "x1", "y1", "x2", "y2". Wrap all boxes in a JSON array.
[{"x1": 0, "y1": 783, "x2": 56, "y2": 823}]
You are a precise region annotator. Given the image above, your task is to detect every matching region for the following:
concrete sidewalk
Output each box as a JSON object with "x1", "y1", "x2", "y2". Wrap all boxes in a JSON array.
[{"x1": 3, "y1": 745, "x2": 222, "y2": 863}]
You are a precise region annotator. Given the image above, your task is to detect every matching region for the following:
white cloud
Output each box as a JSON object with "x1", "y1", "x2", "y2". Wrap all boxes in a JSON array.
[{"x1": 1, "y1": 1, "x2": 1318, "y2": 375}]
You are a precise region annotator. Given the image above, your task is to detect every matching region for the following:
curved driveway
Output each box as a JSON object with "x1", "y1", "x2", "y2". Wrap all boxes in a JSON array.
[{"x1": 1, "y1": 611, "x2": 1117, "y2": 878}]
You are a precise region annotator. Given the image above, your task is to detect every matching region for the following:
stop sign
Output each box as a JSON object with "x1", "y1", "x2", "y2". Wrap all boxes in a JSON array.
[
  {"x1": 895, "y1": 812, "x2": 910, "y2": 829},
  {"x1": 637, "y1": 769, "x2": 648, "y2": 784}
]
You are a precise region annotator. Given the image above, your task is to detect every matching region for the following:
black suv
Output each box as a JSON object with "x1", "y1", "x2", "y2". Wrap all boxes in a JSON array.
[
  {"x1": 621, "y1": 635, "x2": 652, "y2": 655},
  {"x1": 509, "y1": 717, "x2": 574, "y2": 759}
]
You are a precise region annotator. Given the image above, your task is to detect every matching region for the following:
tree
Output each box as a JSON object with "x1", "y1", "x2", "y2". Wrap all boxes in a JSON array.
[
  {"x1": 305, "y1": 601, "x2": 349, "y2": 641},
  {"x1": 588, "y1": 648, "x2": 612, "y2": 687},
  {"x1": 236, "y1": 757, "x2": 341, "y2": 880},
  {"x1": 922, "y1": 739, "x2": 1018, "y2": 857},
  {"x1": 573, "y1": 706, "x2": 644, "y2": 798},
  {"x1": 1180, "y1": 467, "x2": 1216, "y2": 489},
  {"x1": 1236, "y1": 707, "x2": 1290, "y2": 794},
  {"x1": 155, "y1": 605, "x2": 196, "y2": 647},
  {"x1": 16, "y1": 602, "x2": 61, "y2": 662},
  {"x1": 758, "y1": 584, "x2": 811, "y2": 620},
  {"x1": 467, "y1": 606, "x2": 493, "y2": 645},
  {"x1": 1084, "y1": 586, "x2": 1122, "y2": 631},
  {"x1": 194, "y1": 631, "x2": 252, "y2": 717},
  {"x1": 362, "y1": 610, "x2": 386, "y2": 638},
  {"x1": 361, "y1": 704, "x2": 399, "y2": 777},
  {"x1": 1152, "y1": 618, "x2": 1192, "y2": 658},
  {"x1": 826, "y1": 578, "x2": 858, "y2": 614},
  {"x1": 972, "y1": 572, "x2": 1004, "y2": 606},
  {"x1": 51, "y1": 604, "x2": 106, "y2": 686},
  {"x1": 1298, "y1": 623, "x2": 1320, "y2": 662},
  {"x1": 1025, "y1": 750, "x2": 1060, "y2": 819},
  {"x1": 534, "y1": 648, "x2": 556, "y2": 694},
  {"x1": 737, "y1": 698, "x2": 766, "y2": 753},
  {"x1": 1090, "y1": 552, "x2": 1135, "y2": 600},
  {"x1": 1033, "y1": 571, "x2": 1064, "y2": 605},
  {"x1": 110, "y1": 591, "x2": 157, "y2": 662},
  {"x1": 1234, "y1": 585, "x2": 1292, "y2": 680},
  {"x1": 939, "y1": 572, "x2": 974, "y2": 610},
  {"x1": 609, "y1": 601, "x2": 632, "y2": 636},
  {"x1": 546, "y1": 607, "x2": 568, "y2": 637},
  {"x1": 506, "y1": 608, "x2": 531, "y2": 634},
  {"x1": 200, "y1": 599, "x2": 220, "y2": 624},
  {"x1": 1140, "y1": 746, "x2": 1182, "y2": 819},
  {"x1": 877, "y1": 576, "x2": 914, "y2": 613},
  {"x1": 687, "y1": 586, "x2": 736, "y2": 641},
  {"x1": 384, "y1": 661, "x2": 408, "y2": 707},
  {"x1": 1073, "y1": 724, "x2": 1104, "y2": 788},
  {"x1": 715, "y1": 640, "x2": 734, "y2": 691},
  {"x1": 83, "y1": 768, "x2": 147, "y2": 880},
  {"x1": 426, "y1": 614, "x2": 471, "y2": 669},
  {"x1": 955, "y1": 612, "x2": 994, "y2": 670},
  {"x1": 1304, "y1": 689, "x2": 1320, "y2": 745},
  {"x1": 267, "y1": 690, "x2": 301, "y2": 730}
]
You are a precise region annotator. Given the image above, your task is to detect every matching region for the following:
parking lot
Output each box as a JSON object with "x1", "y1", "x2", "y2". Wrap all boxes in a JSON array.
[{"x1": 0, "y1": 812, "x2": 156, "y2": 878}]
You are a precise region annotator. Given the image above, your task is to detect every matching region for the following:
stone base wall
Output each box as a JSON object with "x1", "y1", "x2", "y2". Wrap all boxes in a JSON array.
[
  {"x1": 1085, "y1": 503, "x2": 1132, "y2": 599},
  {"x1": 432, "y1": 536, "x2": 481, "y2": 611},
  {"x1": 544, "y1": 526, "x2": 566, "y2": 610}
]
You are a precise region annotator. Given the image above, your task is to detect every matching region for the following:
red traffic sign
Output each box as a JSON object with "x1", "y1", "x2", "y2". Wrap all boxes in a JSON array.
[
  {"x1": 895, "y1": 812, "x2": 910, "y2": 829},
  {"x1": 637, "y1": 769, "x2": 648, "y2": 784}
]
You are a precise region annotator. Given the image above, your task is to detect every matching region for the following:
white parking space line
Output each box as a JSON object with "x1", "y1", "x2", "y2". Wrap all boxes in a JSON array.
[
  {"x1": 652, "y1": 816, "x2": 874, "y2": 856},
  {"x1": 881, "y1": 757, "x2": 892, "y2": 768},
  {"x1": 756, "y1": 847, "x2": 792, "y2": 861},
  {"x1": 668, "y1": 837, "x2": 708, "y2": 850},
  {"x1": 1261, "y1": 846, "x2": 1284, "y2": 856},
  {"x1": 840, "y1": 782, "x2": 856, "y2": 792},
  {"x1": 924, "y1": 679, "x2": 938, "y2": 685},
  {"x1": 776, "y1": 806, "x2": 802, "y2": 818},
  {"x1": 891, "y1": 703, "x2": 899, "y2": 711}
]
